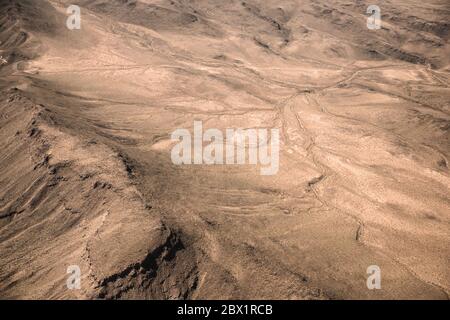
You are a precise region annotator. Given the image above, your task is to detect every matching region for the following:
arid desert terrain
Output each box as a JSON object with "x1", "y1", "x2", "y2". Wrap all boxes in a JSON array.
[{"x1": 0, "y1": 0, "x2": 449, "y2": 299}]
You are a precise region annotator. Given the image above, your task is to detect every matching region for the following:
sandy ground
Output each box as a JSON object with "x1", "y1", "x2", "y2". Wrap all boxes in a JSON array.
[{"x1": 0, "y1": 0, "x2": 449, "y2": 299}]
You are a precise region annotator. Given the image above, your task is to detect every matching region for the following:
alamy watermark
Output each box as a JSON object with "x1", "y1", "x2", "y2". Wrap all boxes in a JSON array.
[
  {"x1": 66, "y1": 5, "x2": 81, "y2": 30},
  {"x1": 367, "y1": 5, "x2": 381, "y2": 30},
  {"x1": 366, "y1": 265, "x2": 381, "y2": 290},
  {"x1": 66, "y1": 265, "x2": 81, "y2": 290},
  {"x1": 171, "y1": 121, "x2": 280, "y2": 176}
]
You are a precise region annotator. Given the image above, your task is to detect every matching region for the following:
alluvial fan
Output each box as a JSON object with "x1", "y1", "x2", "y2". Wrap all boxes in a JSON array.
[{"x1": 0, "y1": 0, "x2": 449, "y2": 299}]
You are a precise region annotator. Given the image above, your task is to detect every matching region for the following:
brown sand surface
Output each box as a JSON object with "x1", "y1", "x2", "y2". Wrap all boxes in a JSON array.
[{"x1": 0, "y1": 0, "x2": 449, "y2": 299}]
